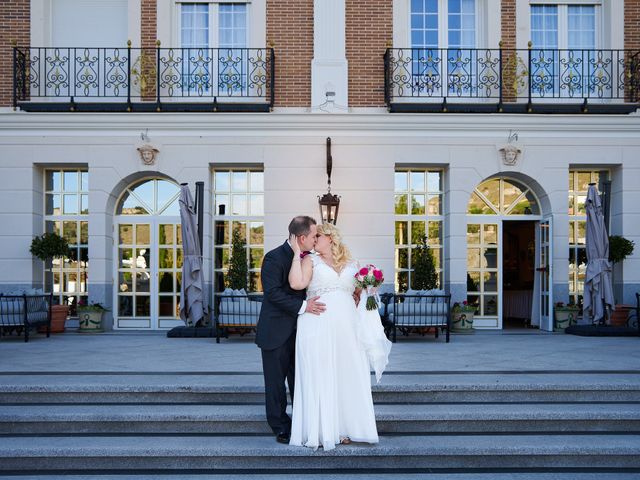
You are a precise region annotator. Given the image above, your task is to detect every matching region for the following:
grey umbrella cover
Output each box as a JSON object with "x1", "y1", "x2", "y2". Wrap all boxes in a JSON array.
[
  {"x1": 179, "y1": 185, "x2": 208, "y2": 326},
  {"x1": 582, "y1": 185, "x2": 615, "y2": 323}
]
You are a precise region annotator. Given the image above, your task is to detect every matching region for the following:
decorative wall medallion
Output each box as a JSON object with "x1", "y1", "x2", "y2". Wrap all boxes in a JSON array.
[
  {"x1": 137, "y1": 144, "x2": 159, "y2": 166},
  {"x1": 499, "y1": 144, "x2": 522, "y2": 166}
]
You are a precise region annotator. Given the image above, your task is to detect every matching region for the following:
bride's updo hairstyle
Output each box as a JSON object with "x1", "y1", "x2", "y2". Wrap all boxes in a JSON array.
[{"x1": 316, "y1": 223, "x2": 352, "y2": 271}]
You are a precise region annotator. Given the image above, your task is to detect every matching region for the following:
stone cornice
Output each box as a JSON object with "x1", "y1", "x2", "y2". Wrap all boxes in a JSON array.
[{"x1": 0, "y1": 110, "x2": 639, "y2": 138}]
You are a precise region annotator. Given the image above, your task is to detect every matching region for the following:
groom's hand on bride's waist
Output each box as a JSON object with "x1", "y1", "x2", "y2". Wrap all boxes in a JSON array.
[{"x1": 305, "y1": 296, "x2": 326, "y2": 315}]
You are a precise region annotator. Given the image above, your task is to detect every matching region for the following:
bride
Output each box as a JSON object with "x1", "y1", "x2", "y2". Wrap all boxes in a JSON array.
[{"x1": 287, "y1": 223, "x2": 390, "y2": 451}]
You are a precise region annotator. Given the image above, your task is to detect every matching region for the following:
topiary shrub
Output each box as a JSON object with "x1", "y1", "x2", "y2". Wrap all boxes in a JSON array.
[
  {"x1": 609, "y1": 235, "x2": 635, "y2": 264},
  {"x1": 29, "y1": 232, "x2": 71, "y2": 262},
  {"x1": 226, "y1": 228, "x2": 248, "y2": 290},
  {"x1": 411, "y1": 235, "x2": 439, "y2": 290}
]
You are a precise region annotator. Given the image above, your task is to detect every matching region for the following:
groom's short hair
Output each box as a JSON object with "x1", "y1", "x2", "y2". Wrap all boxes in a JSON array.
[{"x1": 288, "y1": 216, "x2": 317, "y2": 236}]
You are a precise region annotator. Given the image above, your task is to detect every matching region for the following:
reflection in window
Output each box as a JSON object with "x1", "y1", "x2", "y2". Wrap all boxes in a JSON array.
[
  {"x1": 468, "y1": 178, "x2": 539, "y2": 215},
  {"x1": 117, "y1": 179, "x2": 180, "y2": 216},
  {"x1": 466, "y1": 223, "x2": 499, "y2": 317},
  {"x1": 213, "y1": 169, "x2": 264, "y2": 292},
  {"x1": 395, "y1": 169, "x2": 444, "y2": 291},
  {"x1": 44, "y1": 169, "x2": 89, "y2": 315}
]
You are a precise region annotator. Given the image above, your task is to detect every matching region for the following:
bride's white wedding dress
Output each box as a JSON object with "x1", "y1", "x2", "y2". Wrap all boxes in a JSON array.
[{"x1": 289, "y1": 254, "x2": 390, "y2": 451}]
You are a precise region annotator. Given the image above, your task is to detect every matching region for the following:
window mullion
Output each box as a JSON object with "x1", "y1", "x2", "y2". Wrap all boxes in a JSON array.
[
  {"x1": 439, "y1": 0, "x2": 447, "y2": 48},
  {"x1": 211, "y1": 3, "x2": 219, "y2": 49},
  {"x1": 558, "y1": 5, "x2": 569, "y2": 50}
]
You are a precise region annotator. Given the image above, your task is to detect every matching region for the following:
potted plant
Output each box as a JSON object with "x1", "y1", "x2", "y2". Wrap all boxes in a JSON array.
[
  {"x1": 554, "y1": 301, "x2": 580, "y2": 331},
  {"x1": 77, "y1": 301, "x2": 108, "y2": 333},
  {"x1": 452, "y1": 300, "x2": 475, "y2": 332},
  {"x1": 608, "y1": 235, "x2": 635, "y2": 326},
  {"x1": 29, "y1": 232, "x2": 71, "y2": 333}
]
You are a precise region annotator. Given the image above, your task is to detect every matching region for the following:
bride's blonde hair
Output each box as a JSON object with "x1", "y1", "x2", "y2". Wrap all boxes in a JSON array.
[{"x1": 316, "y1": 223, "x2": 352, "y2": 271}]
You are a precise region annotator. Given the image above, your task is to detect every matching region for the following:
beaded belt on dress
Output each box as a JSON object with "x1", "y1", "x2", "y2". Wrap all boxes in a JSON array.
[{"x1": 307, "y1": 286, "x2": 353, "y2": 298}]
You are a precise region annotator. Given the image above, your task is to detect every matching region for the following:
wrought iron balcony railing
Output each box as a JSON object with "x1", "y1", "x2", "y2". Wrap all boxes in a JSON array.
[
  {"x1": 13, "y1": 45, "x2": 275, "y2": 112},
  {"x1": 384, "y1": 47, "x2": 640, "y2": 113}
]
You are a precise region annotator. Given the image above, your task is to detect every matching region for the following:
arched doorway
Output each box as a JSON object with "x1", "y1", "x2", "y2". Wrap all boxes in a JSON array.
[
  {"x1": 114, "y1": 178, "x2": 183, "y2": 330},
  {"x1": 467, "y1": 177, "x2": 552, "y2": 331}
]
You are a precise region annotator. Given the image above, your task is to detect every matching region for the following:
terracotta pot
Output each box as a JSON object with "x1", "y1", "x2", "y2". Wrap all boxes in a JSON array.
[
  {"x1": 49, "y1": 304, "x2": 69, "y2": 333},
  {"x1": 610, "y1": 305, "x2": 632, "y2": 327}
]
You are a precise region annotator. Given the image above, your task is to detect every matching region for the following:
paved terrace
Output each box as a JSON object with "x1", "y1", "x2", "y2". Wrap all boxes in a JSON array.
[{"x1": 0, "y1": 331, "x2": 638, "y2": 374}]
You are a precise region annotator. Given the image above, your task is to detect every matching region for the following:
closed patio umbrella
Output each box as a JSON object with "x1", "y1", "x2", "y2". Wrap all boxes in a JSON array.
[
  {"x1": 179, "y1": 184, "x2": 208, "y2": 326},
  {"x1": 582, "y1": 184, "x2": 615, "y2": 324}
]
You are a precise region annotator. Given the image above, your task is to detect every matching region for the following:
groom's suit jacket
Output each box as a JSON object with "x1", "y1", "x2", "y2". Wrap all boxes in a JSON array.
[{"x1": 255, "y1": 241, "x2": 306, "y2": 351}]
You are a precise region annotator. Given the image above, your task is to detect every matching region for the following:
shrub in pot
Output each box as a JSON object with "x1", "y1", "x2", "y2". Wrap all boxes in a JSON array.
[
  {"x1": 553, "y1": 301, "x2": 580, "y2": 332},
  {"x1": 77, "y1": 301, "x2": 108, "y2": 333},
  {"x1": 29, "y1": 232, "x2": 71, "y2": 333},
  {"x1": 608, "y1": 235, "x2": 635, "y2": 327},
  {"x1": 452, "y1": 301, "x2": 475, "y2": 332}
]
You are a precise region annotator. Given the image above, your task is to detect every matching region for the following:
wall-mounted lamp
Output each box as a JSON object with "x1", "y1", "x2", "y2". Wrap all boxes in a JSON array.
[{"x1": 318, "y1": 137, "x2": 340, "y2": 224}]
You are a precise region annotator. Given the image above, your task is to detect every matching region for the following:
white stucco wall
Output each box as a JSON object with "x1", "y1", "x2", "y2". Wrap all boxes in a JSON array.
[{"x1": 1, "y1": 111, "x2": 639, "y2": 329}]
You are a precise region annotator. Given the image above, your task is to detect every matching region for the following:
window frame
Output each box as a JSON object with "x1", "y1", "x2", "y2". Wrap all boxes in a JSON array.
[
  {"x1": 408, "y1": 0, "x2": 483, "y2": 49},
  {"x1": 43, "y1": 168, "x2": 89, "y2": 316},
  {"x1": 394, "y1": 168, "x2": 445, "y2": 292},
  {"x1": 212, "y1": 168, "x2": 264, "y2": 294},
  {"x1": 176, "y1": 1, "x2": 250, "y2": 50},
  {"x1": 567, "y1": 169, "x2": 608, "y2": 307},
  {"x1": 530, "y1": 2, "x2": 601, "y2": 50}
]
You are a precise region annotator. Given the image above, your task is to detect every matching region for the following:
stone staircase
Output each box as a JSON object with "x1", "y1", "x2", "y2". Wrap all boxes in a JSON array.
[{"x1": 1, "y1": 371, "x2": 640, "y2": 478}]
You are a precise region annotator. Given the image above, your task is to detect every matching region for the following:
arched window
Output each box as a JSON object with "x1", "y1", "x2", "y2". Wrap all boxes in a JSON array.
[
  {"x1": 468, "y1": 178, "x2": 539, "y2": 215},
  {"x1": 117, "y1": 179, "x2": 180, "y2": 216}
]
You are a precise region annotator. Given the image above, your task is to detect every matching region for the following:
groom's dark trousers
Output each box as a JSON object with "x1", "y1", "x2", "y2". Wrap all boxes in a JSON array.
[{"x1": 255, "y1": 241, "x2": 305, "y2": 435}]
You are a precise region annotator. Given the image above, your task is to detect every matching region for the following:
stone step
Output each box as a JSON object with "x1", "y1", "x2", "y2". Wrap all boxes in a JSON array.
[
  {"x1": 2, "y1": 403, "x2": 640, "y2": 435},
  {"x1": 2, "y1": 373, "x2": 640, "y2": 404},
  {"x1": 1, "y1": 434, "x2": 640, "y2": 471},
  {"x1": 1, "y1": 474, "x2": 640, "y2": 480}
]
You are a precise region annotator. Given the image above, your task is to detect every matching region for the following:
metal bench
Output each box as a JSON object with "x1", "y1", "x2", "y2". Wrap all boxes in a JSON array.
[
  {"x1": 381, "y1": 292, "x2": 451, "y2": 343},
  {"x1": 0, "y1": 294, "x2": 52, "y2": 342}
]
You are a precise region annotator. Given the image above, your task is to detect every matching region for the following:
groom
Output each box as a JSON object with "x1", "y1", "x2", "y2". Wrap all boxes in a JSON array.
[{"x1": 256, "y1": 216, "x2": 326, "y2": 444}]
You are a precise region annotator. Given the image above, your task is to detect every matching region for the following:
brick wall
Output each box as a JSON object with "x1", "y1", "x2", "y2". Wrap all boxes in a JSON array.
[
  {"x1": 141, "y1": 0, "x2": 157, "y2": 50},
  {"x1": 501, "y1": 0, "x2": 517, "y2": 102},
  {"x1": 346, "y1": 0, "x2": 392, "y2": 107},
  {"x1": 266, "y1": 0, "x2": 313, "y2": 107},
  {"x1": 626, "y1": 0, "x2": 640, "y2": 51},
  {"x1": 0, "y1": 0, "x2": 30, "y2": 107},
  {"x1": 140, "y1": 0, "x2": 158, "y2": 99}
]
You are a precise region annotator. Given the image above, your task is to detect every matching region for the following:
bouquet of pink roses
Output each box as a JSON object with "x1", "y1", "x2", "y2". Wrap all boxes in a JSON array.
[{"x1": 354, "y1": 264, "x2": 384, "y2": 311}]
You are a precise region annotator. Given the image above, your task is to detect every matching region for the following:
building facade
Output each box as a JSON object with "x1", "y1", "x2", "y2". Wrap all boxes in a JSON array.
[{"x1": 0, "y1": 0, "x2": 639, "y2": 331}]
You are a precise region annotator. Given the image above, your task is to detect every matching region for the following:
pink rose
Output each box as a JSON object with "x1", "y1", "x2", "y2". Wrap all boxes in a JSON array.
[
  {"x1": 359, "y1": 267, "x2": 369, "y2": 276},
  {"x1": 373, "y1": 270, "x2": 383, "y2": 281}
]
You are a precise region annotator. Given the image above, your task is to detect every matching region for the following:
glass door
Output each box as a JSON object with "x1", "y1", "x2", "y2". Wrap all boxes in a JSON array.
[
  {"x1": 157, "y1": 222, "x2": 183, "y2": 329},
  {"x1": 466, "y1": 221, "x2": 501, "y2": 328},
  {"x1": 115, "y1": 219, "x2": 182, "y2": 329},
  {"x1": 538, "y1": 216, "x2": 553, "y2": 331}
]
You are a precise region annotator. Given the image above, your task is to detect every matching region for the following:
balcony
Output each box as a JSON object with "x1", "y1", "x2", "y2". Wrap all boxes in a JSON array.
[
  {"x1": 13, "y1": 46, "x2": 275, "y2": 112},
  {"x1": 384, "y1": 48, "x2": 640, "y2": 114}
]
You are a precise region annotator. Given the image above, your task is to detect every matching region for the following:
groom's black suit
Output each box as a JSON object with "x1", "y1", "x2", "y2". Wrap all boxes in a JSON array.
[{"x1": 256, "y1": 241, "x2": 305, "y2": 436}]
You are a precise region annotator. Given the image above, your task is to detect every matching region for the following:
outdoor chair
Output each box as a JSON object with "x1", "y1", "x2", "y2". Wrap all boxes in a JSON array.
[
  {"x1": 0, "y1": 293, "x2": 52, "y2": 342},
  {"x1": 214, "y1": 291, "x2": 263, "y2": 343},
  {"x1": 381, "y1": 290, "x2": 451, "y2": 343}
]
